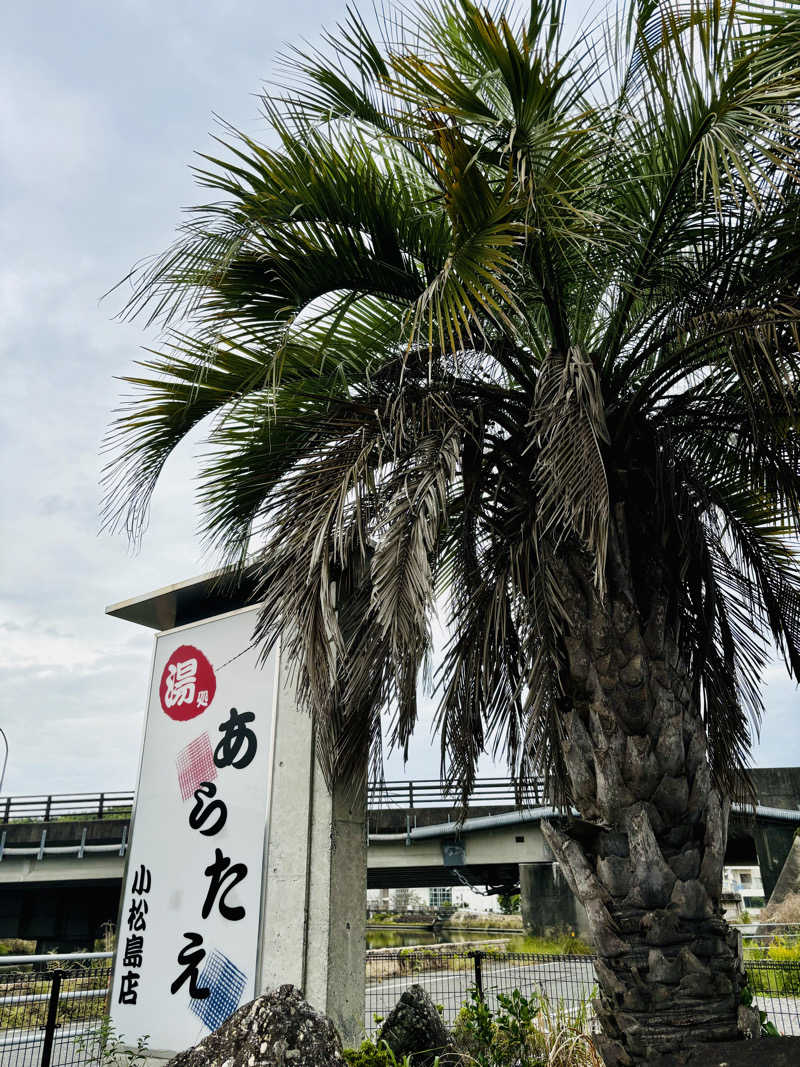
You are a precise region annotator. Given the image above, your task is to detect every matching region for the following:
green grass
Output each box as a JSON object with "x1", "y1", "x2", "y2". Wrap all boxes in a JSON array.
[
  {"x1": 502, "y1": 934, "x2": 593, "y2": 956},
  {"x1": 366, "y1": 921, "x2": 591, "y2": 958}
]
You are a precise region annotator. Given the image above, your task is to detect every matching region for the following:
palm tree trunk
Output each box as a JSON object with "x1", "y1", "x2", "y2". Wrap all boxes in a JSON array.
[{"x1": 541, "y1": 519, "x2": 757, "y2": 1065}]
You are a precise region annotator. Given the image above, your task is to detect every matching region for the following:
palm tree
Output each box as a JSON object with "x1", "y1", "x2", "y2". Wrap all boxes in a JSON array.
[{"x1": 104, "y1": 1, "x2": 800, "y2": 1061}]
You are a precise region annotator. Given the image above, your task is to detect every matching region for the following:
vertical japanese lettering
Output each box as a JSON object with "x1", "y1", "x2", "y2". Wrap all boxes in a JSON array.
[
  {"x1": 131, "y1": 864, "x2": 152, "y2": 895},
  {"x1": 123, "y1": 935, "x2": 144, "y2": 969},
  {"x1": 127, "y1": 898, "x2": 148, "y2": 932},
  {"x1": 118, "y1": 865, "x2": 152, "y2": 1007},
  {"x1": 189, "y1": 782, "x2": 228, "y2": 837},
  {"x1": 201, "y1": 848, "x2": 248, "y2": 921},
  {"x1": 170, "y1": 932, "x2": 210, "y2": 999},
  {"x1": 213, "y1": 708, "x2": 257, "y2": 769},
  {"x1": 118, "y1": 971, "x2": 140, "y2": 1005}
]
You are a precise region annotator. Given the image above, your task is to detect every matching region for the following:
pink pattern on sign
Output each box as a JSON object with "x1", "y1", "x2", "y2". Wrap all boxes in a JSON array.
[{"x1": 176, "y1": 733, "x2": 217, "y2": 801}]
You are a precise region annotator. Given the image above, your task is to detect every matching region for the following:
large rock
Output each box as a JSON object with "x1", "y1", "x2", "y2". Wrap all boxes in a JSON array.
[
  {"x1": 650, "y1": 1036, "x2": 800, "y2": 1066},
  {"x1": 167, "y1": 984, "x2": 344, "y2": 1067},
  {"x1": 377, "y1": 983, "x2": 452, "y2": 1066}
]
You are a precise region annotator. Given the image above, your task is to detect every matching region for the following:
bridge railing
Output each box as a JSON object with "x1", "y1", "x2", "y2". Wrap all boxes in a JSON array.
[
  {"x1": 0, "y1": 792, "x2": 134, "y2": 824},
  {"x1": 0, "y1": 778, "x2": 546, "y2": 826},
  {"x1": 367, "y1": 777, "x2": 547, "y2": 809}
]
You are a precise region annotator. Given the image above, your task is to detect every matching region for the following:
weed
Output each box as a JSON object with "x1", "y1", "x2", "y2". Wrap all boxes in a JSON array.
[
  {"x1": 343, "y1": 1037, "x2": 438, "y2": 1066},
  {"x1": 452, "y1": 987, "x2": 601, "y2": 1067},
  {"x1": 74, "y1": 1016, "x2": 150, "y2": 1066}
]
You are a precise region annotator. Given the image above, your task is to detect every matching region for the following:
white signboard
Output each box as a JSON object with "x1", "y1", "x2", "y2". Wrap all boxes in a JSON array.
[{"x1": 111, "y1": 606, "x2": 276, "y2": 1054}]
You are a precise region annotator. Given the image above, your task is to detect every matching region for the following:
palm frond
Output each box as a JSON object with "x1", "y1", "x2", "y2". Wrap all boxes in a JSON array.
[{"x1": 531, "y1": 347, "x2": 610, "y2": 586}]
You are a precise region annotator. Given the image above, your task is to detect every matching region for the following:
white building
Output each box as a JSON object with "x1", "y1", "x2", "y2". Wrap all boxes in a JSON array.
[
  {"x1": 367, "y1": 884, "x2": 506, "y2": 914},
  {"x1": 722, "y1": 865, "x2": 765, "y2": 917}
]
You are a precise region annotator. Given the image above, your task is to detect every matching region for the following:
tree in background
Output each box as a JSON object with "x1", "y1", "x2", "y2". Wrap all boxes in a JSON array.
[
  {"x1": 104, "y1": 2, "x2": 800, "y2": 1061},
  {"x1": 497, "y1": 893, "x2": 521, "y2": 915}
]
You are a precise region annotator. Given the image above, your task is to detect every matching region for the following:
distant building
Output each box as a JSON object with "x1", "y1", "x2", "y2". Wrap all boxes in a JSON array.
[
  {"x1": 722, "y1": 864, "x2": 765, "y2": 918},
  {"x1": 451, "y1": 885, "x2": 500, "y2": 913},
  {"x1": 367, "y1": 884, "x2": 502, "y2": 914},
  {"x1": 429, "y1": 886, "x2": 452, "y2": 908}
]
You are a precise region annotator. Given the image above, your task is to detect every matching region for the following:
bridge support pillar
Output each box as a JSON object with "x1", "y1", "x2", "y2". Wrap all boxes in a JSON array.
[
  {"x1": 519, "y1": 862, "x2": 590, "y2": 939},
  {"x1": 752, "y1": 821, "x2": 798, "y2": 904}
]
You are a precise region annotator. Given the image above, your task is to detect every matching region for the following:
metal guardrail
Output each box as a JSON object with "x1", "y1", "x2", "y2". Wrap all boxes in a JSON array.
[
  {"x1": 367, "y1": 777, "x2": 546, "y2": 809},
  {"x1": 4, "y1": 781, "x2": 796, "y2": 825},
  {"x1": 0, "y1": 779, "x2": 546, "y2": 825},
  {"x1": 0, "y1": 793, "x2": 134, "y2": 824},
  {"x1": 0, "y1": 954, "x2": 113, "y2": 967}
]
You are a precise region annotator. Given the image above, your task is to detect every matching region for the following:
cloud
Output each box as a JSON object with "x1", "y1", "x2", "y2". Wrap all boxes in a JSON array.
[
  {"x1": 0, "y1": 63, "x2": 107, "y2": 200},
  {"x1": 0, "y1": 627, "x2": 101, "y2": 673}
]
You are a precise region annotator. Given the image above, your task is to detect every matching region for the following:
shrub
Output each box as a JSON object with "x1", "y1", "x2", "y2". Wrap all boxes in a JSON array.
[
  {"x1": 344, "y1": 1040, "x2": 396, "y2": 1067},
  {"x1": 452, "y1": 990, "x2": 495, "y2": 1065},
  {"x1": 768, "y1": 937, "x2": 800, "y2": 964},
  {"x1": 0, "y1": 939, "x2": 36, "y2": 956},
  {"x1": 451, "y1": 986, "x2": 601, "y2": 1067},
  {"x1": 498, "y1": 893, "x2": 521, "y2": 915}
]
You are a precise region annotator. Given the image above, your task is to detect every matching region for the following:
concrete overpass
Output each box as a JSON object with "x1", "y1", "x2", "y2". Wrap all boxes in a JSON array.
[{"x1": 0, "y1": 774, "x2": 798, "y2": 949}]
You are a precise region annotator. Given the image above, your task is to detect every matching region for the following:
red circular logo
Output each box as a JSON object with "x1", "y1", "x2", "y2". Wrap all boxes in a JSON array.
[{"x1": 159, "y1": 645, "x2": 216, "y2": 721}]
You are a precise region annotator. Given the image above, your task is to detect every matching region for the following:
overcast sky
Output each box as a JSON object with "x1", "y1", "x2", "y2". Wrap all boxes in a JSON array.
[{"x1": 1, "y1": 1, "x2": 797, "y2": 798}]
